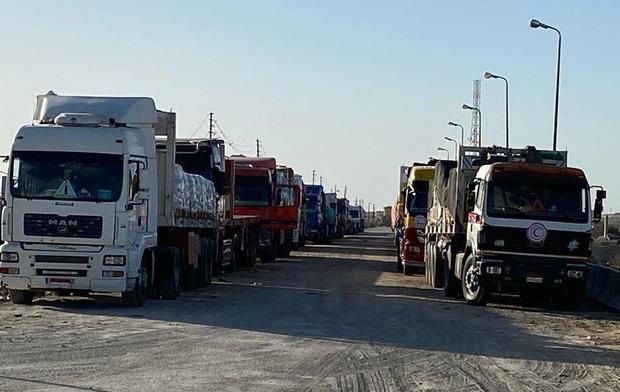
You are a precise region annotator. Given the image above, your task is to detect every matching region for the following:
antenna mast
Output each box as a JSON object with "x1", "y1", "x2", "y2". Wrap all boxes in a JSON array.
[{"x1": 469, "y1": 80, "x2": 481, "y2": 146}]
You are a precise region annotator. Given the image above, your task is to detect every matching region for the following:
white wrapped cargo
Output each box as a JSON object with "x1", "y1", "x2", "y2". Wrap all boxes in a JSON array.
[{"x1": 173, "y1": 164, "x2": 217, "y2": 220}]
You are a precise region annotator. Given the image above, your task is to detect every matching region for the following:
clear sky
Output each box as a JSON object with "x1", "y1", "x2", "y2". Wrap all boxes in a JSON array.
[{"x1": 0, "y1": 1, "x2": 618, "y2": 211}]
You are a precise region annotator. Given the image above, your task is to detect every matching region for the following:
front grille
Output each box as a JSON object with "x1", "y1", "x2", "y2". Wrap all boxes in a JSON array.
[
  {"x1": 480, "y1": 226, "x2": 590, "y2": 257},
  {"x1": 35, "y1": 255, "x2": 89, "y2": 264},
  {"x1": 24, "y1": 214, "x2": 103, "y2": 239},
  {"x1": 36, "y1": 269, "x2": 87, "y2": 277}
]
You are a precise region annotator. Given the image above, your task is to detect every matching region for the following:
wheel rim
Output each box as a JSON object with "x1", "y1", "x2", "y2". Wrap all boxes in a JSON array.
[{"x1": 464, "y1": 263, "x2": 480, "y2": 297}]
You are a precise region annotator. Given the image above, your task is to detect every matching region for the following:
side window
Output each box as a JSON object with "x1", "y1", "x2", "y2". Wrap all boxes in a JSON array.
[
  {"x1": 128, "y1": 161, "x2": 140, "y2": 201},
  {"x1": 475, "y1": 182, "x2": 484, "y2": 210}
]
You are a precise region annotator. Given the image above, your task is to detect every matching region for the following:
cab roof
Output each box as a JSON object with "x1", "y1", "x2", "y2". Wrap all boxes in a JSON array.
[{"x1": 477, "y1": 162, "x2": 586, "y2": 183}]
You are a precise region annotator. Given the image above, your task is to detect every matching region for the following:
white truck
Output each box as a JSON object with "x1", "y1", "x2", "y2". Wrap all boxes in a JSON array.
[
  {"x1": 425, "y1": 146, "x2": 605, "y2": 309},
  {"x1": 0, "y1": 93, "x2": 219, "y2": 306}
]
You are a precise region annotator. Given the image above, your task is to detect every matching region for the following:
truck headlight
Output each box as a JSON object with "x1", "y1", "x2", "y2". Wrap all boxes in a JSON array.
[
  {"x1": 0, "y1": 252, "x2": 19, "y2": 262},
  {"x1": 567, "y1": 270, "x2": 583, "y2": 278},
  {"x1": 103, "y1": 255, "x2": 126, "y2": 266}
]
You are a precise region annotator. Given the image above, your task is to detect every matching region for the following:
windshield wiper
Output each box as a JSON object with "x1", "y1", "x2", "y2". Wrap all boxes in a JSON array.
[{"x1": 499, "y1": 206, "x2": 526, "y2": 215}]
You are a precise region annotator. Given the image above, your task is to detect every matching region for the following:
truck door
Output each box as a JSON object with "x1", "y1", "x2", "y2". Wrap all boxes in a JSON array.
[
  {"x1": 128, "y1": 158, "x2": 149, "y2": 239},
  {"x1": 272, "y1": 185, "x2": 300, "y2": 227}
]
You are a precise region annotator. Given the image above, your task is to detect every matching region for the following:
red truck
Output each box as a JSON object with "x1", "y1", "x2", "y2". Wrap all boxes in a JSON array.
[
  {"x1": 230, "y1": 157, "x2": 300, "y2": 262},
  {"x1": 174, "y1": 139, "x2": 260, "y2": 276}
]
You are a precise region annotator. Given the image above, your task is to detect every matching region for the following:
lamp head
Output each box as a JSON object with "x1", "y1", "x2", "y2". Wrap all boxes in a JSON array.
[
  {"x1": 484, "y1": 72, "x2": 495, "y2": 79},
  {"x1": 530, "y1": 19, "x2": 543, "y2": 28},
  {"x1": 462, "y1": 104, "x2": 472, "y2": 110}
]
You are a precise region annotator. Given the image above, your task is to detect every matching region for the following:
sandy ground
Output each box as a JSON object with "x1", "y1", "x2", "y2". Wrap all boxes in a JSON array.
[{"x1": 0, "y1": 228, "x2": 619, "y2": 391}]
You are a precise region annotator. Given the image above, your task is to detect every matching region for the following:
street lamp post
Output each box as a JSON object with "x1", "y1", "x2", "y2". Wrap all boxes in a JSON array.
[
  {"x1": 444, "y1": 137, "x2": 458, "y2": 159},
  {"x1": 462, "y1": 104, "x2": 482, "y2": 146},
  {"x1": 437, "y1": 147, "x2": 450, "y2": 160},
  {"x1": 484, "y1": 72, "x2": 509, "y2": 148},
  {"x1": 448, "y1": 121, "x2": 464, "y2": 146},
  {"x1": 530, "y1": 18, "x2": 562, "y2": 151}
]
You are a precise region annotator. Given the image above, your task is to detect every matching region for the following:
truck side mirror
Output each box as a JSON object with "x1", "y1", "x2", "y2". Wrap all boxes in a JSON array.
[
  {"x1": 466, "y1": 180, "x2": 478, "y2": 211},
  {"x1": 294, "y1": 186, "x2": 301, "y2": 206},
  {"x1": 593, "y1": 192, "x2": 605, "y2": 223},
  {"x1": 0, "y1": 175, "x2": 6, "y2": 200},
  {"x1": 139, "y1": 167, "x2": 150, "y2": 191}
]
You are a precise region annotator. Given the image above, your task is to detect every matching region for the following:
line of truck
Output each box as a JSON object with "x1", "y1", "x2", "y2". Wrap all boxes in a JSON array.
[
  {"x1": 393, "y1": 145, "x2": 606, "y2": 309},
  {"x1": 0, "y1": 93, "x2": 367, "y2": 306}
]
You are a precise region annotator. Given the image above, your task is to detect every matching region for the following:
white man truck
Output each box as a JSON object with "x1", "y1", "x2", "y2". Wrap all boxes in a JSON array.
[
  {"x1": 0, "y1": 94, "x2": 221, "y2": 306},
  {"x1": 425, "y1": 146, "x2": 605, "y2": 309}
]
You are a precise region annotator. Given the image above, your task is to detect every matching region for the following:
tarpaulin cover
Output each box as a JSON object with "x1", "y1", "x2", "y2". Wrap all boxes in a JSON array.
[
  {"x1": 427, "y1": 160, "x2": 459, "y2": 228},
  {"x1": 174, "y1": 164, "x2": 216, "y2": 217}
]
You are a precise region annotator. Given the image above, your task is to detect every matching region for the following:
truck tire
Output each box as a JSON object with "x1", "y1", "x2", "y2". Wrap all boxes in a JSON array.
[
  {"x1": 461, "y1": 254, "x2": 488, "y2": 306},
  {"x1": 443, "y1": 257, "x2": 460, "y2": 298},
  {"x1": 225, "y1": 236, "x2": 238, "y2": 273},
  {"x1": 9, "y1": 289, "x2": 34, "y2": 305},
  {"x1": 552, "y1": 283, "x2": 586, "y2": 310},
  {"x1": 159, "y1": 247, "x2": 181, "y2": 300},
  {"x1": 199, "y1": 238, "x2": 212, "y2": 286},
  {"x1": 396, "y1": 250, "x2": 403, "y2": 273},
  {"x1": 122, "y1": 268, "x2": 147, "y2": 307},
  {"x1": 424, "y1": 242, "x2": 431, "y2": 284},
  {"x1": 426, "y1": 242, "x2": 437, "y2": 285},
  {"x1": 431, "y1": 245, "x2": 444, "y2": 289}
]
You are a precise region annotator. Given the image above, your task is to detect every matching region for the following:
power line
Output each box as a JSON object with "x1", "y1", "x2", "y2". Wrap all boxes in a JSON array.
[{"x1": 190, "y1": 113, "x2": 211, "y2": 137}]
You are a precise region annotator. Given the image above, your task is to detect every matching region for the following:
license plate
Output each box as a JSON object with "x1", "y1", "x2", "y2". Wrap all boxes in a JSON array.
[
  {"x1": 48, "y1": 278, "x2": 73, "y2": 289},
  {"x1": 526, "y1": 273, "x2": 544, "y2": 284}
]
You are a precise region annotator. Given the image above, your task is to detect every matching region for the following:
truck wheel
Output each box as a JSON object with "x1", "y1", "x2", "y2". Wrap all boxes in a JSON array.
[
  {"x1": 552, "y1": 283, "x2": 586, "y2": 310},
  {"x1": 461, "y1": 254, "x2": 488, "y2": 306},
  {"x1": 396, "y1": 251, "x2": 403, "y2": 273},
  {"x1": 426, "y1": 242, "x2": 436, "y2": 285},
  {"x1": 122, "y1": 268, "x2": 147, "y2": 307},
  {"x1": 432, "y1": 245, "x2": 444, "y2": 289},
  {"x1": 404, "y1": 264, "x2": 414, "y2": 276},
  {"x1": 424, "y1": 242, "x2": 430, "y2": 283},
  {"x1": 9, "y1": 289, "x2": 34, "y2": 305},
  {"x1": 159, "y1": 247, "x2": 181, "y2": 300},
  {"x1": 443, "y1": 258, "x2": 460, "y2": 298},
  {"x1": 200, "y1": 238, "x2": 212, "y2": 286}
]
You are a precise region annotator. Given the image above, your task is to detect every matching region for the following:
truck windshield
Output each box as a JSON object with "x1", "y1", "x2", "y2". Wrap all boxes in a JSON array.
[
  {"x1": 235, "y1": 175, "x2": 270, "y2": 206},
  {"x1": 487, "y1": 180, "x2": 588, "y2": 223},
  {"x1": 406, "y1": 192, "x2": 428, "y2": 214},
  {"x1": 305, "y1": 195, "x2": 319, "y2": 211},
  {"x1": 350, "y1": 210, "x2": 359, "y2": 218},
  {"x1": 10, "y1": 151, "x2": 123, "y2": 202}
]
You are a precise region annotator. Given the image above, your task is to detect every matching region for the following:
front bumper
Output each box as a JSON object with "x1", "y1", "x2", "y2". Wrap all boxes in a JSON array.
[
  {"x1": 478, "y1": 253, "x2": 588, "y2": 291},
  {"x1": 0, "y1": 242, "x2": 129, "y2": 293}
]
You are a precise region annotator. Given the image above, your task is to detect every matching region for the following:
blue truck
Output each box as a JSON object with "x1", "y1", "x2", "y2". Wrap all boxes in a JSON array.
[{"x1": 304, "y1": 185, "x2": 336, "y2": 243}]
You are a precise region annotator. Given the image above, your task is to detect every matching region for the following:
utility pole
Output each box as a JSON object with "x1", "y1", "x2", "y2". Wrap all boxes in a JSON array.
[
  {"x1": 344, "y1": 186, "x2": 347, "y2": 199},
  {"x1": 355, "y1": 197, "x2": 358, "y2": 206},
  {"x1": 208, "y1": 112, "x2": 214, "y2": 138},
  {"x1": 256, "y1": 139, "x2": 260, "y2": 157},
  {"x1": 320, "y1": 176, "x2": 323, "y2": 186},
  {"x1": 312, "y1": 170, "x2": 316, "y2": 185}
]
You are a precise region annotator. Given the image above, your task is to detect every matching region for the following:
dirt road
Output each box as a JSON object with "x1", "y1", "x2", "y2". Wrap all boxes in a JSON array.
[{"x1": 1, "y1": 228, "x2": 619, "y2": 391}]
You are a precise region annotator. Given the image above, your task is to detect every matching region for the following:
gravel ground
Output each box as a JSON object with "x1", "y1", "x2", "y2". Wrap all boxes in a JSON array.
[{"x1": 0, "y1": 228, "x2": 619, "y2": 391}]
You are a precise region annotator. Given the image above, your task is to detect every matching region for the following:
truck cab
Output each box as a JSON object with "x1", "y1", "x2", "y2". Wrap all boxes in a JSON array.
[
  {"x1": 426, "y1": 146, "x2": 605, "y2": 309},
  {"x1": 305, "y1": 185, "x2": 331, "y2": 243},
  {"x1": 347, "y1": 206, "x2": 362, "y2": 234},
  {"x1": 399, "y1": 165, "x2": 434, "y2": 274},
  {"x1": 336, "y1": 198, "x2": 349, "y2": 238},
  {"x1": 231, "y1": 157, "x2": 300, "y2": 261},
  {"x1": 463, "y1": 162, "x2": 602, "y2": 307}
]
